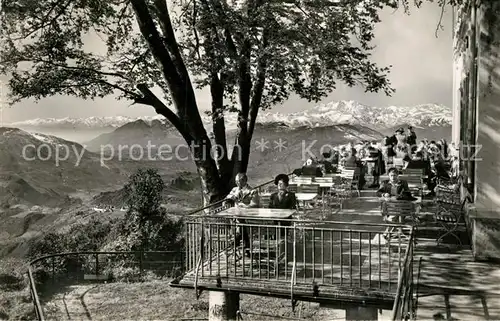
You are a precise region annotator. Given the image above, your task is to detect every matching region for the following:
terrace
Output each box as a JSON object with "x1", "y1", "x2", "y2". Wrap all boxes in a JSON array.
[
  {"x1": 171, "y1": 170, "x2": 500, "y2": 320},
  {"x1": 25, "y1": 170, "x2": 500, "y2": 321}
]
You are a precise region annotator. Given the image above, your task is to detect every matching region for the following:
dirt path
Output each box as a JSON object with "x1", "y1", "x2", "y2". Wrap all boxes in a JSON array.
[{"x1": 44, "y1": 284, "x2": 99, "y2": 321}]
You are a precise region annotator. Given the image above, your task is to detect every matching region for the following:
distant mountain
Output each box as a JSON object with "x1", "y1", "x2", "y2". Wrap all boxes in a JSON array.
[
  {"x1": 85, "y1": 119, "x2": 183, "y2": 152},
  {"x1": 8, "y1": 116, "x2": 143, "y2": 130},
  {"x1": 0, "y1": 127, "x2": 128, "y2": 207},
  {"x1": 8, "y1": 101, "x2": 451, "y2": 132},
  {"x1": 83, "y1": 120, "x2": 384, "y2": 183}
]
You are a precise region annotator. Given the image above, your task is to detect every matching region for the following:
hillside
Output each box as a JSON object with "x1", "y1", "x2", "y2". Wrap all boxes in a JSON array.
[{"x1": 0, "y1": 127, "x2": 128, "y2": 207}]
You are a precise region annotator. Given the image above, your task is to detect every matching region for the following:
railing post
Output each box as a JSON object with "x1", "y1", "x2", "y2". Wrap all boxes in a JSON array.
[
  {"x1": 51, "y1": 257, "x2": 55, "y2": 284},
  {"x1": 95, "y1": 253, "x2": 99, "y2": 276},
  {"x1": 139, "y1": 251, "x2": 144, "y2": 276}
]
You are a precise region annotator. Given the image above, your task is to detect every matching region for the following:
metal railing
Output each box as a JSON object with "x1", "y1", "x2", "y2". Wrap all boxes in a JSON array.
[
  {"x1": 27, "y1": 250, "x2": 184, "y2": 321},
  {"x1": 184, "y1": 214, "x2": 413, "y2": 296},
  {"x1": 390, "y1": 230, "x2": 416, "y2": 320}
]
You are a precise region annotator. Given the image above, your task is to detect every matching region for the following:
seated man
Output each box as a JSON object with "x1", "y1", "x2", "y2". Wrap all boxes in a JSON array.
[
  {"x1": 224, "y1": 173, "x2": 259, "y2": 256},
  {"x1": 376, "y1": 167, "x2": 410, "y2": 198},
  {"x1": 224, "y1": 173, "x2": 260, "y2": 208},
  {"x1": 269, "y1": 174, "x2": 297, "y2": 210},
  {"x1": 377, "y1": 168, "x2": 418, "y2": 225}
]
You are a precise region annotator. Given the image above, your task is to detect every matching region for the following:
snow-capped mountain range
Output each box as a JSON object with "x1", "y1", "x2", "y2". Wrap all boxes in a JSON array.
[{"x1": 8, "y1": 101, "x2": 451, "y2": 131}]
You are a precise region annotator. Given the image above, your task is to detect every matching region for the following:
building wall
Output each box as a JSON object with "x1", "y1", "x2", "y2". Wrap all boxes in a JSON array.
[
  {"x1": 455, "y1": 0, "x2": 500, "y2": 260},
  {"x1": 475, "y1": 0, "x2": 500, "y2": 212}
]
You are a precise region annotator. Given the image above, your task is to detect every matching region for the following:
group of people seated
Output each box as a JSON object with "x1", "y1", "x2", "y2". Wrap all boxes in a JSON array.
[
  {"x1": 290, "y1": 126, "x2": 459, "y2": 197},
  {"x1": 224, "y1": 172, "x2": 297, "y2": 210},
  {"x1": 223, "y1": 172, "x2": 297, "y2": 256}
]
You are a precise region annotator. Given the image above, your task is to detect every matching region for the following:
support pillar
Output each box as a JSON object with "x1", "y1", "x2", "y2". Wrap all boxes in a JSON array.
[
  {"x1": 208, "y1": 291, "x2": 240, "y2": 321},
  {"x1": 345, "y1": 306, "x2": 378, "y2": 321}
]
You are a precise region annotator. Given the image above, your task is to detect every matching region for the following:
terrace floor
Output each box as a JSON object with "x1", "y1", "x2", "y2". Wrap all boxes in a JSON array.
[
  {"x1": 329, "y1": 190, "x2": 500, "y2": 320},
  {"x1": 175, "y1": 186, "x2": 500, "y2": 319}
]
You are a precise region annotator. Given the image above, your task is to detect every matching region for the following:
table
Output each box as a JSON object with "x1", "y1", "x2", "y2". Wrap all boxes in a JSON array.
[
  {"x1": 289, "y1": 181, "x2": 336, "y2": 188},
  {"x1": 379, "y1": 196, "x2": 422, "y2": 240},
  {"x1": 323, "y1": 173, "x2": 343, "y2": 177},
  {"x1": 296, "y1": 193, "x2": 318, "y2": 202},
  {"x1": 216, "y1": 207, "x2": 294, "y2": 263},
  {"x1": 218, "y1": 207, "x2": 296, "y2": 219}
]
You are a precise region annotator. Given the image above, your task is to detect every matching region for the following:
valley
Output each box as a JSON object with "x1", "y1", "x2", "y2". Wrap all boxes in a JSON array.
[{"x1": 0, "y1": 101, "x2": 452, "y2": 259}]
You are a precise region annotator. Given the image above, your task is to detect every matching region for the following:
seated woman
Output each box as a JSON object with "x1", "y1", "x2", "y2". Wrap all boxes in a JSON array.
[
  {"x1": 269, "y1": 174, "x2": 297, "y2": 210},
  {"x1": 376, "y1": 167, "x2": 410, "y2": 198}
]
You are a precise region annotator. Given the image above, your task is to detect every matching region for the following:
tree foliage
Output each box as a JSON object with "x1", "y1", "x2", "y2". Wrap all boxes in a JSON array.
[
  {"x1": 124, "y1": 167, "x2": 165, "y2": 219},
  {"x1": 0, "y1": 0, "x2": 458, "y2": 202},
  {"x1": 118, "y1": 168, "x2": 183, "y2": 252}
]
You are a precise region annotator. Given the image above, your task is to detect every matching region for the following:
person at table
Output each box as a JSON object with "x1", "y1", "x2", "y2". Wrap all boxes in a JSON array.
[
  {"x1": 376, "y1": 167, "x2": 410, "y2": 198},
  {"x1": 344, "y1": 148, "x2": 366, "y2": 189},
  {"x1": 269, "y1": 174, "x2": 298, "y2": 210},
  {"x1": 295, "y1": 158, "x2": 323, "y2": 177},
  {"x1": 223, "y1": 173, "x2": 259, "y2": 257},
  {"x1": 366, "y1": 143, "x2": 384, "y2": 188},
  {"x1": 319, "y1": 151, "x2": 337, "y2": 174},
  {"x1": 224, "y1": 172, "x2": 260, "y2": 208},
  {"x1": 405, "y1": 151, "x2": 434, "y2": 192}
]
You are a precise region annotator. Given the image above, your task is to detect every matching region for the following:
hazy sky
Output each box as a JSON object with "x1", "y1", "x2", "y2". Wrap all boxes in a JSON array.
[{"x1": 1, "y1": 2, "x2": 453, "y2": 123}]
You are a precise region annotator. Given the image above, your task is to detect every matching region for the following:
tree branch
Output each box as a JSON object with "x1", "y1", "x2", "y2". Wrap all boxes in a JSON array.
[
  {"x1": 130, "y1": 0, "x2": 185, "y2": 93},
  {"x1": 10, "y1": 58, "x2": 133, "y2": 82},
  {"x1": 10, "y1": 0, "x2": 73, "y2": 40},
  {"x1": 210, "y1": 73, "x2": 231, "y2": 173},
  {"x1": 131, "y1": 0, "x2": 207, "y2": 142},
  {"x1": 248, "y1": 30, "x2": 269, "y2": 139},
  {"x1": 152, "y1": 0, "x2": 190, "y2": 77},
  {"x1": 136, "y1": 83, "x2": 193, "y2": 143}
]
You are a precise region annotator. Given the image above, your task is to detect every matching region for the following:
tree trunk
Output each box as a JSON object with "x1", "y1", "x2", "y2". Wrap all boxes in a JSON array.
[{"x1": 191, "y1": 138, "x2": 233, "y2": 205}]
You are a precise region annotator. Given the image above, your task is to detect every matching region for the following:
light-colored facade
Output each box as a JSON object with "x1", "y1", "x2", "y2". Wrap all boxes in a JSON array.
[{"x1": 452, "y1": 0, "x2": 500, "y2": 260}]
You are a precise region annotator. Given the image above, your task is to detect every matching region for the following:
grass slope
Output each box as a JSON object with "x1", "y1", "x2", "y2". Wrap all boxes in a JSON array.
[{"x1": 43, "y1": 281, "x2": 341, "y2": 320}]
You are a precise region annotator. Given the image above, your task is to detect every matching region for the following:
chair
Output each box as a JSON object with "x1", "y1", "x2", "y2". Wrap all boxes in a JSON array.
[
  {"x1": 341, "y1": 168, "x2": 361, "y2": 197},
  {"x1": 399, "y1": 174, "x2": 426, "y2": 197},
  {"x1": 434, "y1": 187, "x2": 464, "y2": 245},
  {"x1": 291, "y1": 176, "x2": 313, "y2": 185},
  {"x1": 381, "y1": 200, "x2": 419, "y2": 240},
  {"x1": 297, "y1": 184, "x2": 320, "y2": 211},
  {"x1": 329, "y1": 183, "x2": 351, "y2": 210},
  {"x1": 259, "y1": 194, "x2": 271, "y2": 208},
  {"x1": 288, "y1": 184, "x2": 298, "y2": 193}
]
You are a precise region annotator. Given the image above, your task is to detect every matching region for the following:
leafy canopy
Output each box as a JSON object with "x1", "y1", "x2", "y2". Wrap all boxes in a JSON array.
[
  {"x1": 121, "y1": 168, "x2": 183, "y2": 252},
  {"x1": 124, "y1": 167, "x2": 165, "y2": 219},
  {"x1": 0, "y1": 0, "x2": 400, "y2": 111}
]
